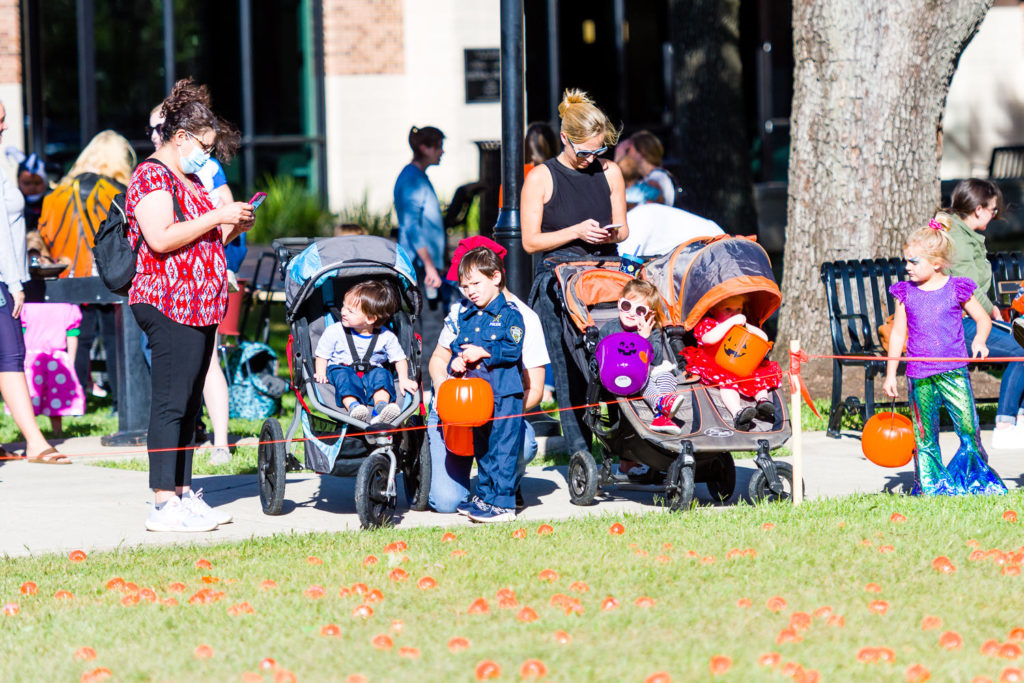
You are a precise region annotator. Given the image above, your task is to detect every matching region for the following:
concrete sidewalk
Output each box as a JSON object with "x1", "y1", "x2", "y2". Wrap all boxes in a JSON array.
[{"x1": 1, "y1": 429, "x2": 1021, "y2": 558}]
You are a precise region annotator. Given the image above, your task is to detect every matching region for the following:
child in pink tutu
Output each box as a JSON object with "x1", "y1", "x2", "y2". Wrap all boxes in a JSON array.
[
  {"x1": 681, "y1": 294, "x2": 781, "y2": 430},
  {"x1": 19, "y1": 303, "x2": 86, "y2": 436}
]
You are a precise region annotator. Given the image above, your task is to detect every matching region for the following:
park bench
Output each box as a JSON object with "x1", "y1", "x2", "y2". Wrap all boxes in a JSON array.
[{"x1": 820, "y1": 251, "x2": 1024, "y2": 438}]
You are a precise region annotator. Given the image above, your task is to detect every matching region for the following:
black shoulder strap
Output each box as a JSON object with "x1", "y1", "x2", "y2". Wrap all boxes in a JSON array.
[
  {"x1": 142, "y1": 158, "x2": 187, "y2": 223},
  {"x1": 343, "y1": 327, "x2": 380, "y2": 374}
]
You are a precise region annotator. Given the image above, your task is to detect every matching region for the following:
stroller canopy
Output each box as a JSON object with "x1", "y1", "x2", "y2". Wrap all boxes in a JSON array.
[
  {"x1": 284, "y1": 236, "x2": 419, "y2": 321},
  {"x1": 643, "y1": 235, "x2": 781, "y2": 330}
]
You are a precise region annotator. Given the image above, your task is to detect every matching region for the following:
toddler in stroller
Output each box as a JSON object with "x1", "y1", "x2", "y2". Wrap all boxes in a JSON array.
[
  {"x1": 314, "y1": 280, "x2": 418, "y2": 424},
  {"x1": 681, "y1": 293, "x2": 782, "y2": 431},
  {"x1": 597, "y1": 278, "x2": 683, "y2": 435}
]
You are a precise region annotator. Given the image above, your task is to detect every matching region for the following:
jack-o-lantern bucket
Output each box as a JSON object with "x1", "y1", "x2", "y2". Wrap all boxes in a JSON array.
[
  {"x1": 714, "y1": 325, "x2": 772, "y2": 377},
  {"x1": 442, "y1": 424, "x2": 475, "y2": 456},
  {"x1": 595, "y1": 332, "x2": 653, "y2": 396},
  {"x1": 437, "y1": 377, "x2": 494, "y2": 456},
  {"x1": 436, "y1": 377, "x2": 494, "y2": 426},
  {"x1": 861, "y1": 411, "x2": 915, "y2": 468}
]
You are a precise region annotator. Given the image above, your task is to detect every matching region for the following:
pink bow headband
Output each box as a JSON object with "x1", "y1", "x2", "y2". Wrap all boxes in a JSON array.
[{"x1": 928, "y1": 219, "x2": 943, "y2": 231}]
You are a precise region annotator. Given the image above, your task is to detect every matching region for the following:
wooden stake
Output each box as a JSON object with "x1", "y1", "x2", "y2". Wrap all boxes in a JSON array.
[{"x1": 791, "y1": 339, "x2": 803, "y2": 505}]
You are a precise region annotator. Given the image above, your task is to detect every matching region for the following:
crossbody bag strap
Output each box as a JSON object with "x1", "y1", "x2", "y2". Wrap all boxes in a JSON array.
[{"x1": 143, "y1": 159, "x2": 187, "y2": 223}]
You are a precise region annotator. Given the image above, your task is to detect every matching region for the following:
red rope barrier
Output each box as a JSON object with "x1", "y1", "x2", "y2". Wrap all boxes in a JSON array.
[{"x1": 2, "y1": 351, "x2": 1015, "y2": 462}]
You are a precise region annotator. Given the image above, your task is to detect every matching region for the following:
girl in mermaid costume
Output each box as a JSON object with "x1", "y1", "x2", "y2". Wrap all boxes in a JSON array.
[{"x1": 882, "y1": 220, "x2": 1006, "y2": 496}]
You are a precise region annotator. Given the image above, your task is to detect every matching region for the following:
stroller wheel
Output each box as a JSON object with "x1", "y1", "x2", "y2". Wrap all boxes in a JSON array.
[
  {"x1": 748, "y1": 461, "x2": 800, "y2": 503},
  {"x1": 257, "y1": 418, "x2": 287, "y2": 515},
  {"x1": 665, "y1": 457, "x2": 695, "y2": 512},
  {"x1": 355, "y1": 453, "x2": 395, "y2": 529},
  {"x1": 705, "y1": 453, "x2": 737, "y2": 504},
  {"x1": 567, "y1": 451, "x2": 599, "y2": 506}
]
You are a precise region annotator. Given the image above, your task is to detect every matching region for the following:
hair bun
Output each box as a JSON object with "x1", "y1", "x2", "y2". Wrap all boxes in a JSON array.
[{"x1": 558, "y1": 88, "x2": 592, "y2": 118}]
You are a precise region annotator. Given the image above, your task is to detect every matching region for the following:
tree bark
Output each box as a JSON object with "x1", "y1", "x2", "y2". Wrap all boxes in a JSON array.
[
  {"x1": 778, "y1": 0, "x2": 991, "y2": 386},
  {"x1": 669, "y1": 0, "x2": 757, "y2": 234}
]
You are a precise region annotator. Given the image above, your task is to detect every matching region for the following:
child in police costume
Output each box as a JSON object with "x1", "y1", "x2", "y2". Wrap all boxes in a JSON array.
[{"x1": 448, "y1": 247, "x2": 525, "y2": 523}]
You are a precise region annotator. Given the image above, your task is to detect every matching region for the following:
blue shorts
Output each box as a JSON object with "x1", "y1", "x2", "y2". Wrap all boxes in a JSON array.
[
  {"x1": 0, "y1": 283, "x2": 26, "y2": 372},
  {"x1": 326, "y1": 364, "x2": 395, "y2": 406}
]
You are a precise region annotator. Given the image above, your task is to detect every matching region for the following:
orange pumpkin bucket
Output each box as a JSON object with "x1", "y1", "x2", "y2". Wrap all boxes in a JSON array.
[
  {"x1": 714, "y1": 325, "x2": 772, "y2": 377},
  {"x1": 861, "y1": 411, "x2": 915, "y2": 468},
  {"x1": 436, "y1": 378, "x2": 494, "y2": 456},
  {"x1": 442, "y1": 425, "x2": 475, "y2": 456}
]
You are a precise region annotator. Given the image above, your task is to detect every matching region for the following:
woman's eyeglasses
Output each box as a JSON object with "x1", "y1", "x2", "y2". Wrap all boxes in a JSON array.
[
  {"x1": 145, "y1": 123, "x2": 163, "y2": 137},
  {"x1": 567, "y1": 137, "x2": 608, "y2": 159},
  {"x1": 184, "y1": 130, "x2": 215, "y2": 154},
  {"x1": 618, "y1": 298, "x2": 649, "y2": 318}
]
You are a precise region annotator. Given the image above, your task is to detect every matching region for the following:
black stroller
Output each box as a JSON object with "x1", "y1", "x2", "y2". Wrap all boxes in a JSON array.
[
  {"x1": 256, "y1": 236, "x2": 429, "y2": 528},
  {"x1": 533, "y1": 236, "x2": 798, "y2": 511}
]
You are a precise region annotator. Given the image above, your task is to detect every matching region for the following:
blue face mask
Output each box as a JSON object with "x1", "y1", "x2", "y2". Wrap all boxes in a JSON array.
[{"x1": 179, "y1": 133, "x2": 211, "y2": 174}]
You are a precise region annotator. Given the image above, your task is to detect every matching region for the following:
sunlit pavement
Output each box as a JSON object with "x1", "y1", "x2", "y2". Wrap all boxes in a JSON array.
[{"x1": 0, "y1": 430, "x2": 1020, "y2": 557}]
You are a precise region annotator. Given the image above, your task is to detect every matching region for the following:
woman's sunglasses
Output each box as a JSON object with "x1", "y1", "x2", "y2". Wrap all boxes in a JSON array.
[
  {"x1": 145, "y1": 123, "x2": 163, "y2": 137},
  {"x1": 618, "y1": 298, "x2": 649, "y2": 318}
]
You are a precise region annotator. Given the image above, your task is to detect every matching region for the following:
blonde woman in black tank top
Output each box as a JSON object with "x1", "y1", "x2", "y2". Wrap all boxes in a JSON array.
[{"x1": 521, "y1": 90, "x2": 627, "y2": 272}]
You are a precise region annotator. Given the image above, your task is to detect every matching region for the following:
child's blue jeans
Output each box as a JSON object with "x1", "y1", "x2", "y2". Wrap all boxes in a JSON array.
[{"x1": 326, "y1": 364, "x2": 394, "y2": 407}]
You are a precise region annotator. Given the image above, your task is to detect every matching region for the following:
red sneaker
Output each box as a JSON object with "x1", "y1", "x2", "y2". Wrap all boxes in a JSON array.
[{"x1": 649, "y1": 415, "x2": 681, "y2": 435}]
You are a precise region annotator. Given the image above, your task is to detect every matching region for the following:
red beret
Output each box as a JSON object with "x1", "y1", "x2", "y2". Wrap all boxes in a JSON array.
[{"x1": 446, "y1": 236, "x2": 508, "y2": 282}]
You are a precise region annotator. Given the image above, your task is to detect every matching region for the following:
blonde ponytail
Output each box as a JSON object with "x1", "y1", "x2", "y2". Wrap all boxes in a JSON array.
[{"x1": 557, "y1": 88, "x2": 620, "y2": 146}]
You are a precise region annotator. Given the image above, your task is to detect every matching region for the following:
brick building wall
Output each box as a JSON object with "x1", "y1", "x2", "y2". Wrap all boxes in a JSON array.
[
  {"x1": 323, "y1": 0, "x2": 404, "y2": 76},
  {"x1": 0, "y1": 0, "x2": 21, "y2": 83}
]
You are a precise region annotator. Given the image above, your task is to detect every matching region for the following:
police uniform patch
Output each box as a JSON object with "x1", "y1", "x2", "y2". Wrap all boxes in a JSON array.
[{"x1": 510, "y1": 326, "x2": 524, "y2": 344}]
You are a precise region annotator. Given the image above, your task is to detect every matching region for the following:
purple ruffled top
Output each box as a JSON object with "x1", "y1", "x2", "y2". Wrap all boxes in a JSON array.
[{"x1": 889, "y1": 276, "x2": 976, "y2": 379}]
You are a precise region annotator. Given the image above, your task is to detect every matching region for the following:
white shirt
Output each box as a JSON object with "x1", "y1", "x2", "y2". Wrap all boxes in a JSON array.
[
  {"x1": 617, "y1": 203, "x2": 724, "y2": 258},
  {"x1": 440, "y1": 291, "x2": 549, "y2": 369},
  {"x1": 0, "y1": 165, "x2": 27, "y2": 294},
  {"x1": 645, "y1": 168, "x2": 677, "y2": 206}
]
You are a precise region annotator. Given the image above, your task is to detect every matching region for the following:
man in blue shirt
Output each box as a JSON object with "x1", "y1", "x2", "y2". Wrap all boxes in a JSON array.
[{"x1": 394, "y1": 126, "x2": 447, "y2": 297}]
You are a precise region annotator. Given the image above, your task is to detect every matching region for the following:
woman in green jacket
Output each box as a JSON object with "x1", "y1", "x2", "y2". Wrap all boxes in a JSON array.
[{"x1": 941, "y1": 178, "x2": 1024, "y2": 450}]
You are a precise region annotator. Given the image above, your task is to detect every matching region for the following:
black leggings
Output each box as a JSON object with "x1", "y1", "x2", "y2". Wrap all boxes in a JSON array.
[
  {"x1": 76, "y1": 304, "x2": 118, "y2": 403},
  {"x1": 131, "y1": 303, "x2": 216, "y2": 491}
]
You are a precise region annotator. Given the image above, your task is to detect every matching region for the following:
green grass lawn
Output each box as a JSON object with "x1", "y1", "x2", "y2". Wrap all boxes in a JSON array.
[{"x1": 4, "y1": 494, "x2": 1024, "y2": 682}]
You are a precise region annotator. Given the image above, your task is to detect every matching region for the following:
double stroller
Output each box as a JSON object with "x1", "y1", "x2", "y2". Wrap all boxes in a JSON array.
[
  {"x1": 256, "y1": 236, "x2": 429, "y2": 528},
  {"x1": 532, "y1": 236, "x2": 797, "y2": 511}
]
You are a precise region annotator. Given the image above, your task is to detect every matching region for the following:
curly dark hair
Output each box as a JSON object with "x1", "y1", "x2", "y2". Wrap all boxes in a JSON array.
[{"x1": 159, "y1": 78, "x2": 241, "y2": 161}]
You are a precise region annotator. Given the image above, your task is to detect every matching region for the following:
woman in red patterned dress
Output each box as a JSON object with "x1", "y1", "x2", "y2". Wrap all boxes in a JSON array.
[
  {"x1": 681, "y1": 294, "x2": 781, "y2": 431},
  {"x1": 127, "y1": 79, "x2": 254, "y2": 532}
]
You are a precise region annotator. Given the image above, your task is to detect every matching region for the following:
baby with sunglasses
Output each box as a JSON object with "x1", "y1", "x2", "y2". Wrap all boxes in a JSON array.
[
  {"x1": 597, "y1": 279, "x2": 683, "y2": 435},
  {"x1": 681, "y1": 294, "x2": 781, "y2": 431}
]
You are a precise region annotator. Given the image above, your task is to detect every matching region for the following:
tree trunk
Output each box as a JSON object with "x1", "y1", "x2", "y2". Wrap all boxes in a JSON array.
[
  {"x1": 778, "y1": 0, "x2": 991, "y2": 388},
  {"x1": 669, "y1": 0, "x2": 757, "y2": 234}
]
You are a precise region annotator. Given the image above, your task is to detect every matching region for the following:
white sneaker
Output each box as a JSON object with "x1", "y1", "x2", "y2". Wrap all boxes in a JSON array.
[
  {"x1": 181, "y1": 488, "x2": 233, "y2": 525},
  {"x1": 991, "y1": 426, "x2": 1023, "y2": 451},
  {"x1": 348, "y1": 404, "x2": 371, "y2": 422},
  {"x1": 371, "y1": 402, "x2": 401, "y2": 425},
  {"x1": 146, "y1": 497, "x2": 218, "y2": 532},
  {"x1": 209, "y1": 446, "x2": 232, "y2": 466}
]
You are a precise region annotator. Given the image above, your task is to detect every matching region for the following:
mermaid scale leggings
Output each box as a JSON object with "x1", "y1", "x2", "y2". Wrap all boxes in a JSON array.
[{"x1": 907, "y1": 367, "x2": 1006, "y2": 496}]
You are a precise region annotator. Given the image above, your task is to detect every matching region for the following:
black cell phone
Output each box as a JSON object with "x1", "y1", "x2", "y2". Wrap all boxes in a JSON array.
[{"x1": 249, "y1": 192, "x2": 267, "y2": 210}]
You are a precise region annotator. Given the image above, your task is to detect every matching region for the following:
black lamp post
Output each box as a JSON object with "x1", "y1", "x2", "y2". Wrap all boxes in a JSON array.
[{"x1": 494, "y1": 0, "x2": 532, "y2": 297}]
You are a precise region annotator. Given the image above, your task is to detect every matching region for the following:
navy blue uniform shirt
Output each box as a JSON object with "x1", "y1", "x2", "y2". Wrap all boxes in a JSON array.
[{"x1": 448, "y1": 292, "x2": 525, "y2": 397}]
